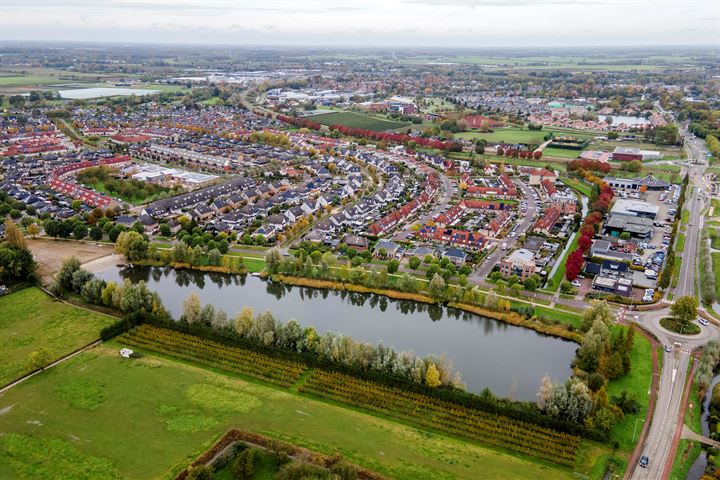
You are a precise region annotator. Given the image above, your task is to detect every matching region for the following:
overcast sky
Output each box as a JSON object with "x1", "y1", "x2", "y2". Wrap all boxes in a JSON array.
[{"x1": 2, "y1": 0, "x2": 718, "y2": 47}]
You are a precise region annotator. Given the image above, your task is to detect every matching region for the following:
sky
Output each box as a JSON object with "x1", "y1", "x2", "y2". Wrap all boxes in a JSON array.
[{"x1": 2, "y1": 0, "x2": 719, "y2": 47}]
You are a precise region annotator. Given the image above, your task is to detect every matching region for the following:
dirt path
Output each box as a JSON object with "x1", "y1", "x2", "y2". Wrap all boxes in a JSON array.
[{"x1": 27, "y1": 238, "x2": 115, "y2": 283}]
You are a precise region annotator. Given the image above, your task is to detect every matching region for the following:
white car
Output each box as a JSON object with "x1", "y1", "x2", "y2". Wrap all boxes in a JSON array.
[
  {"x1": 571, "y1": 280, "x2": 582, "y2": 288},
  {"x1": 699, "y1": 318, "x2": 709, "y2": 326}
]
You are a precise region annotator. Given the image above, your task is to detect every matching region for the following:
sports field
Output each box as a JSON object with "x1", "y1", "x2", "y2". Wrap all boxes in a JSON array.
[
  {"x1": 456, "y1": 126, "x2": 594, "y2": 145},
  {"x1": 0, "y1": 287, "x2": 116, "y2": 386},
  {"x1": 0, "y1": 346, "x2": 577, "y2": 480},
  {"x1": 305, "y1": 111, "x2": 410, "y2": 132}
]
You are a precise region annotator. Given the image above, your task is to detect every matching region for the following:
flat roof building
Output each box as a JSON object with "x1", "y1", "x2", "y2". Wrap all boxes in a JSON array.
[{"x1": 610, "y1": 199, "x2": 660, "y2": 219}]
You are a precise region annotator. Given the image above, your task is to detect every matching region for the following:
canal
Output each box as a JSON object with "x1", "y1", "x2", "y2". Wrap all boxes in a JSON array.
[{"x1": 98, "y1": 265, "x2": 577, "y2": 401}]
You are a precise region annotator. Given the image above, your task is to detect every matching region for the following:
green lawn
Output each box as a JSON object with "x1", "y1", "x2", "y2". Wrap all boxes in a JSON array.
[
  {"x1": 543, "y1": 147, "x2": 581, "y2": 159},
  {"x1": 0, "y1": 75, "x2": 61, "y2": 86},
  {"x1": 712, "y1": 253, "x2": 720, "y2": 299},
  {"x1": 676, "y1": 233, "x2": 686, "y2": 253},
  {"x1": 242, "y1": 257, "x2": 266, "y2": 273},
  {"x1": 0, "y1": 347, "x2": 576, "y2": 480},
  {"x1": 606, "y1": 329, "x2": 653, "y2": 451},
  {"x1": 669, "y1": 440, "x2": 701, "y2": 480},
  {"x1": 534, "y1": 306, "x2": 582, "y2": 328},
  {"x1": 456, "y1": 126, "x2": 594, "y2": 146},
  {"x1": 560, "y1": 177, "x2": 593, "y2": 197},
  {"x1": 305, "y1": 111, "x2": 410, "y2": 132},
  {"x1": 548, "y1": 233, "x2": 580, "y2": 290},
  {"x1": 0, "y1": 287, "x2": 116, "y2": 387}
]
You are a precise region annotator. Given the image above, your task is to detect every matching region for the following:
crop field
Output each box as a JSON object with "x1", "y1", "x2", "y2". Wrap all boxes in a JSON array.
[
  {"x1": 300, "y1": 370, "x2": 581, "y2": 466},
  {"x1": 0, "y1": 346, "x2": 577, "y2": 480},
  {"x1": 0, "y1": 287, "x2": 116, "y2": 386},
  {"x1": 305, "y1": 111, "x2": 410, "y2": 132}
]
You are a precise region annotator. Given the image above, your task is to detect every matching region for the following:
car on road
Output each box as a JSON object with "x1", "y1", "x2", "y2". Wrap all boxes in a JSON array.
[
  {"x1": 639, "y1": 456, "x2": 649, "y2": 468},
  {"x1": 665, "y1": 345, "x2": 672, "y2": 353},
  {"x1": 699, "y1": 318, "x2": 709, "y2": 326}
]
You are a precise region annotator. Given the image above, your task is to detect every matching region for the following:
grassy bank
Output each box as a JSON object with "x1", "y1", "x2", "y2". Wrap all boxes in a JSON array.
[{"x1": 606, "y1": 329, "x2": 654, "y2": 451}]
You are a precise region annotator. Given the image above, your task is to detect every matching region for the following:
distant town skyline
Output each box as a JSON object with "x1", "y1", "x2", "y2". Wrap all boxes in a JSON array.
[{"x1": 3, "y1": 0, "x2": 718, "y2": 47}]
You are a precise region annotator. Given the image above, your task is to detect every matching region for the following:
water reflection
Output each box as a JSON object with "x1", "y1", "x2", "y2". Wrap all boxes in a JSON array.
[{"x1": 99, "y1": 265, "x2": 575, "y2": 400}]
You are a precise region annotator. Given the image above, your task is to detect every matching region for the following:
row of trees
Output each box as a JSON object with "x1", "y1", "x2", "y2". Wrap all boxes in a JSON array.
[
  {"x1": 52, "y1": 257, "x2": 165, "y2": 315},
  {"x1": 537, "y1": 301, "x2": 634, "y2": 435},
  {"x1": 180, "y1": 294, "x2": 461, "y2": 389},
  {"x1": 658, "y1": 174, "x2": 688, "y2": 290},
  {"x1": 496, "y1": 147, "x2": 542, "y2": 160},
  {"x1": 707, "y1": 135, "x2": 720, "y2": 161},
  {"x1": 0, "y1": 219, "x2": 37, "y2": 285},
  {"x1": 565, "y1": 170, "x2": 615, "y2": 281}
]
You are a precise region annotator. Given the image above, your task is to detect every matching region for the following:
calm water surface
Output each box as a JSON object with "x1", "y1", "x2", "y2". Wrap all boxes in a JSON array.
[{"x1": 99, "y1": 265, "x2": 576, "y2": 400}]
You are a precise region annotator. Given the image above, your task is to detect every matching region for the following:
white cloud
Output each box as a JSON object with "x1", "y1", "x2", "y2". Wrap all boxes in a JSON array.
[{"x1": 2, "y1": 0, "x2": 717, "y2": 46}]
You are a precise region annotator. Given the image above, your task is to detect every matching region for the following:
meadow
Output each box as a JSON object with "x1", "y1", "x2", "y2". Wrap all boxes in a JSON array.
[
  {"x1": 0, "y1": 287, "x2": 116, "y2": 386},
  {"x1": 0, "y1": 346, "x2": 579, "y2": 480}
]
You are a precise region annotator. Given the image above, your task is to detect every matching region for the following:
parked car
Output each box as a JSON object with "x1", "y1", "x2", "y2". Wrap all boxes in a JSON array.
[{"x1": 571, "y1": 280, "x2": 582, "y2": 288}]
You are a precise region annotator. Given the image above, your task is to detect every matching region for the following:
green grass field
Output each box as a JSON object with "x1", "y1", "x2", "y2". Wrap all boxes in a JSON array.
[
  {"x1": 534, "y1": 306, "x2": 582, "y2": 328},
  {"x1": 0, "y1": 287, "x2": 116, "y2": 386},
  {"x1": 547, "y1": 234, "x2": 580, "y2": 290},
  {"x1": 0, "y1": 346, "x2": 577, "y2": 480},
  {"x1": 676, "y1": 233, "x2": 686, "y2": 253},
  {"x1": 560, "y1": 177, "x2": 593, "y2": 197},
  {"x1": 543, "y1": 147, "x2": 581, "y2": 159},
  {"x1": 306, "y1": 111, "x2": 410, "y2": 132},
  {"x1": 606, "y1": 330, "x2": 653, "y2": 451},
  {"x1": 669, "y1": 440, "x2": 702, "y2": 480},
  {"x1": 0, "y1": 76, "x2": 60, "y2": 87},
  {"x1": 457, "y1": 126, "x2": 594, "y2": 146}
]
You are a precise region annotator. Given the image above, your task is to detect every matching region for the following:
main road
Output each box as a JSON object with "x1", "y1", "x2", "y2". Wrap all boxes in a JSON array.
[{"x1": 628, "y1": 131, "x2": 714, "y2": 479}]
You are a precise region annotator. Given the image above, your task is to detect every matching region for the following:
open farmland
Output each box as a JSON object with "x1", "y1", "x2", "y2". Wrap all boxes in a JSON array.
[
  {"x1": 0, "y1": 346, "x2": 580, "y2": 480},
  {"x1": 306, "y1": 111, "x2": 410, "y2": 132}
]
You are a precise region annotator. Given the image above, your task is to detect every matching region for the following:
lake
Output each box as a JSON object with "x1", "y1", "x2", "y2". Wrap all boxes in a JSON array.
[
  {"x1": 58, "y1": 87, "x2": 161, "y2": 99},
  {"x1": 98, "y1": 265, "x2": 576, "y2": 400}
]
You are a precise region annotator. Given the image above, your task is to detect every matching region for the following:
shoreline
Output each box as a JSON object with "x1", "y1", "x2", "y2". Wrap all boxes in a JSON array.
[{"x1": 273, "y1": 274, "x2": 582, "y2": 343}]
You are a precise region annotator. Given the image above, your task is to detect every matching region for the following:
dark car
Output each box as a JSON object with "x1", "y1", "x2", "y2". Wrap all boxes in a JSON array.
[{"x1": 640, "y1": 456, "x2": 649, "y2": 468}]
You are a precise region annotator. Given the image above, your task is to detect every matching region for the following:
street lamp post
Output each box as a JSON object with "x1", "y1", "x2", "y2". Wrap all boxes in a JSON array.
[{"x1": 632, "y1": 417, "x2": 646, "y2": 443}]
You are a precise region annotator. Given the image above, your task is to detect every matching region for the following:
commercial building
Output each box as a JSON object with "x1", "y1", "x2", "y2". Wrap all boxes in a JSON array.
[
  {"x1": 604, "y1": 214, "x2": 654, "y2": 239},
  {"x1": 611, "y1": 147, "x2": 662, "y2": 161},
  {"x1": 604, "y1": 174, "x2": 670, "y2": 191},
  {"x1": 610, "y1": 199, "x2": 660, "y2": 219}
]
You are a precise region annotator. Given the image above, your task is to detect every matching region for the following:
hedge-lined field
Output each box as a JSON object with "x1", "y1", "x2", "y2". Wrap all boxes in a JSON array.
[
  {"x1": 119, "y1": 324, "x2": 306, "y2": 387},
  {"x1": 300, "y1": 370, "x2": 581, "y2": 466},
  {"x1": 119, "y1": 325, "x2": 581, "y2": 467},
  {"x1": 0, "y1": 347, "x2": 577, "y2": 480}
]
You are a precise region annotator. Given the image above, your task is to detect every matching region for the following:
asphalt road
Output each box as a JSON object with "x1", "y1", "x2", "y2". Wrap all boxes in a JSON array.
[
  {"x1": 472, "y1": 179, "x2": 538, "y2": 280},
  {"x1": 628, "y1": 132, "x2": 713, "y2": 479}
]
